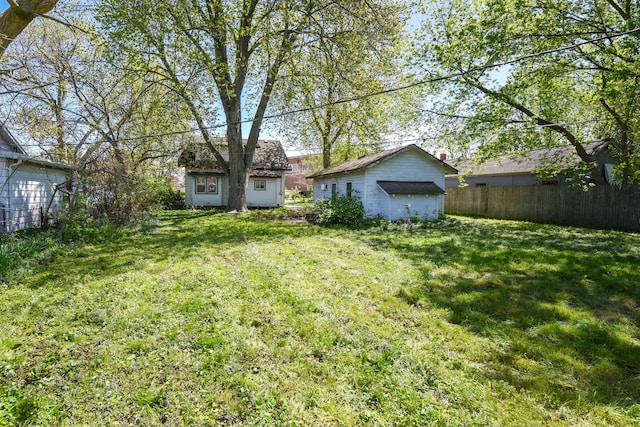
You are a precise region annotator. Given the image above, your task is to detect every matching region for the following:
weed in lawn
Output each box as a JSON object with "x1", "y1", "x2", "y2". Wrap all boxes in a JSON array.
[{"x1": 0, "y1": 211, "x2": 638, "y2": 425}]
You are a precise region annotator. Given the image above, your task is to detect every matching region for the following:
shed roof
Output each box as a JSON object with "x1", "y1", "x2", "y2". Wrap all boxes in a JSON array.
[
  {"x1": 377, "y1": 181, "x2": 445, "y2": 195},
  {"x1": 179, "y1": 138, "x2": 289, "y2": 172},
  {"x1": 308, "y1": 144, "x2": 457, "y2": 179},
  {"x1": 0, "y1": 125, "x2": 75, "y2": 170},
  {"x1": 447, "y1": 140, "x2": 610, "y2": 177}
]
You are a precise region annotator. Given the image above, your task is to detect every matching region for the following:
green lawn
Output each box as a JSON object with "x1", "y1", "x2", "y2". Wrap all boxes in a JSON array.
[{"x1": 1, "y1": 211, "x2": 639, "y2": 426}]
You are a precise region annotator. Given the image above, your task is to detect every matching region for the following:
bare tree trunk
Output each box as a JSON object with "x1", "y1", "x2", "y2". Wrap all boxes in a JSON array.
[
  {"x1": 0, "y1": 0, "x2": 58, "y2": 56},
  {"x1": 225, "y1": 106, "x2": 249, "y2": 212}
]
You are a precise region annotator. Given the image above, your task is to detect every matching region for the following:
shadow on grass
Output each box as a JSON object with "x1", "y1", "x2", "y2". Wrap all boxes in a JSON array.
[
  {"x1": 385, "y1": 219, "x2": 640, "y2": 407},
  {"x1": 27, "y1": 209, "x2": 318, "y2": 288}
]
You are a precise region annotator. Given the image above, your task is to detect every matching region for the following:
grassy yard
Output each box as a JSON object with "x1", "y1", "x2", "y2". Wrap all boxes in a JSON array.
[{"x1": 1, "y1": 211, "x2": 639, "y2": 426}]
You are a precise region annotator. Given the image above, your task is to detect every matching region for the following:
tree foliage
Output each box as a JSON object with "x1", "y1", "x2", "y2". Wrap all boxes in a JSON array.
[
  {"x1": 270, "y1": 1, "x2": 414, "y2": 168},
  {"x1": 416, "y1": 0, "x2": 640, "y2": 185},
  {"x1": 99, "y1": 0, "x2": 415, "y2": 211},
  {"x1": 0, "y1": 18, "x2": 190, "y2": 223}
]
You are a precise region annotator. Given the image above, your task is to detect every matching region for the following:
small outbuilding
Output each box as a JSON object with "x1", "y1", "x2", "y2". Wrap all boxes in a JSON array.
[
  {"x1": 309, "y1": 144, "x2": 457, "y2": 220},
  {"x1": 179, "y1": 138, "x2": 289, "y2": 208},
  {"x1": 0, "y1": 126, "x2": 74, "y2": 232}
]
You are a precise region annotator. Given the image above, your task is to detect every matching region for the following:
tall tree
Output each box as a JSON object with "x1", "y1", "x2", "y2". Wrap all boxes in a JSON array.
[
  {"x1": 416, "y1": 0, "x2": 640, "y2": 185},
  {"x1": 99, "y1": 0, "x2": 408, "y2": 211},
  {"x1": 0, "y1": 18, "x2": 189, "y2": 221},
  {"x1": 0, "y1": 0, "x2": 58, "y2": 56},
  {"x1": 271, "y1": 1, "x2": 412, "y2": 168}
]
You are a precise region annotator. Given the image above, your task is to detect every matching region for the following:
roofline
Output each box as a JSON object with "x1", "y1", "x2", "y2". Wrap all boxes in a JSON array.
[
  {"x1": 1, "y1": 150, "x2": 76, "y2": 170},
  {"x1": 0, "y1": 125, "x2": 26, "y2": 155},
  {"x1": 446, "y1": 171, "x2": 536, "y2": 178},
  {"x1": 308, "y1": 144, "x2": 457, "y2": 179}
]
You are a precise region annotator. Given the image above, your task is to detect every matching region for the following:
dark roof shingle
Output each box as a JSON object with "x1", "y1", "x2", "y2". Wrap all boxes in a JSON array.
[
  {"x1": 308, "y1": 144, "x2": 457, "y2": 178},
  {"x1": 447, "y1": 140, "x2": 610, "y2": 177},
  {"x1": 179, "y1": 138, "x2": 289, "y2": 172},
  {"x1": 377, "y1": 181, "x2": 445, "y2": 195}
]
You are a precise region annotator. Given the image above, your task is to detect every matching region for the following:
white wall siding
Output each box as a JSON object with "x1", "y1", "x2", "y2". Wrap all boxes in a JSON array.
[
  {"x1": 7, "y1": 163, "x2": 68, "y2": 231},
  {"x1": 247, "y1": 178, "x2": 281, "y2": 207},
  {"x1": 363, "y1": 150, "x2": 447, "y2": 219},
  {"x1": 313, "y1": 172, "x2": 365, "y2": 201},
  {"x1": 388, "y1": 194, "x2": 440, "y2": 220},
  {"x1": 0, "y1": 159, "x2": 7, "y2": 231},
  {"x1": 185, "y1": 174, "x2": 225, "y2": 207},
  {"x1": 185, "y1": 173, "x2": 284, "y2": 207}
]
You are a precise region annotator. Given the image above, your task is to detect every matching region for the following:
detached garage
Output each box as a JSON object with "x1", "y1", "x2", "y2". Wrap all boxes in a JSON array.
[
  {"x1": 1, "y1": 126, "x2": 74, "y2": 232},
  {"x1": 309, "y1": 144, "x2": 457, "y2": 221}
]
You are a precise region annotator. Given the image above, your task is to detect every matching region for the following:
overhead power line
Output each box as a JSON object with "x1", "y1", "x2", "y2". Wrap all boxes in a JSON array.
[{"x1": 6, "y1": 25, "x2": 640, "y2": 145}]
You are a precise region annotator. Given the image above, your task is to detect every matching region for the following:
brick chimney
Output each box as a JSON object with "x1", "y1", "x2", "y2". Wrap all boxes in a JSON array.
[{"x1": 440, "y1": 153, "x2": 447, "y2": 161}]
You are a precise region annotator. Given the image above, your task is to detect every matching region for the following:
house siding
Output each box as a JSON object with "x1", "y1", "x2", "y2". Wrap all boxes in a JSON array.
[
  {"x1": 247, "y1": 177, "x2": 284, "y2": 207},
  {"x1": 313, "y1": 172, "x2": 365, "y2": 202},
  {"x1": 185, "y1": 173, "x2": 284, "y2": 207},
  {"x1": 312, "y1": 147, "x2": 449, "y2": 220},
  {"x1": 363, "y1": 150, "x2": 447, "y2": 218},
  {"x1": 446, "y1": 174, "x2": 539, "y2": 188},
  {"x1": 0, "y1": 159, "x2": 7, "y2": 231},
  {"x1": 6, "y1": 162, "x2": 68, "y2": 231}
]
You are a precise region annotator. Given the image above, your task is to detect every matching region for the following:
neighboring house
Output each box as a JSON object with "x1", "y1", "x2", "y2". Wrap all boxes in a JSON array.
[
  {"x1": 446, "y1": 140, "x2": 618, "y2": 187},
  {"x1": 0, "y1": 126, "x2": 74, "y2": 232},
  {"x1": 285, "y1": 151, "x2": 319, "y2": 196},
  {"x1": 308, "y1": 144, "x2": 457, "y2": 220},
  {"x1": 179, "y1": 138, "x2": 289, "y2": 208}
]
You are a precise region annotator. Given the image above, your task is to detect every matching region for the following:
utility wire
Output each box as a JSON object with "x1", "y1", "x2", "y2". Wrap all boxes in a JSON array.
[
  {"x1": 5, "y1": 25, "x2": 639, "y2": 146},
  {"x1": 111, "y1": 25, "x2": 640, "y2": 143}
]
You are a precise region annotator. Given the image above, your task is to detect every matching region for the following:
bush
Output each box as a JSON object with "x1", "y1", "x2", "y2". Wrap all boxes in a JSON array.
[
  {"x1": 313, "y1": 194, "x2": 365, "y2": 226},
  {"x1": 152, "y1": 183, "x2": 185, "y2": 210}
]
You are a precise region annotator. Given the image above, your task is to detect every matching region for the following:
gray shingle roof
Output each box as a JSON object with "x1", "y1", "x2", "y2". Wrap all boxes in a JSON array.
[
  {"x1": 377, "y1": 181, "x2": 444, "y2": 195},
  {"x1": 307, "y1": 144, "x2": 457, "y2": 178},
  {"x1": 179, "y1": 138, "x2": 289, "y2": 172},
  {"x1": 447, "y1": 140, "x2": 609, "y2": 177}
]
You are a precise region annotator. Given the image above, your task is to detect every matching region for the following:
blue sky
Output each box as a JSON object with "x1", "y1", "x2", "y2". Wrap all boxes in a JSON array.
[{"x1": 0, "y1": 1, "x2": 8, "y2": 11}]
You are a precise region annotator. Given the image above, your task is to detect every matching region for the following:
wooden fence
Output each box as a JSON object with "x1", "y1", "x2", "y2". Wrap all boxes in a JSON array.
[{"x1": 445, "y1": 185, "x2": 640, "y2": 231}]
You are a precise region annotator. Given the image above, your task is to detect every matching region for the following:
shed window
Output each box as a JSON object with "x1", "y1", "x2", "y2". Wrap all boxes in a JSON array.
[
  {"x1": 331, "y1": 183, "x2": 337, "y2": 197},
  {"x1": 346, "y1": 182, "x2": 353, "y2": 198},
  {"x1": 254, "y1": 179, "x2": 266, "y2": 191},
  {"x1": 196, "y1": 176, "x2": 218, "y2": 194}
]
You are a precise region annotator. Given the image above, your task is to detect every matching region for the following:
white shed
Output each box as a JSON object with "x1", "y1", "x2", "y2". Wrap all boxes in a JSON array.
[
  {"x1": 1, "y1": 126, "x2": 74, "y2": 232},
  {"x1": 309, "y1": 144, "x2": 457, "y2": 220}
]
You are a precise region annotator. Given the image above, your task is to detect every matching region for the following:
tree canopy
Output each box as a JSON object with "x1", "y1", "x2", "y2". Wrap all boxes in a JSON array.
[
  {"x1": 416, "y1": 0, "x2": 640, "y2": 185},
  {"x1": 99, "y1": 0, "x2": 414, "y2": 210},
  {"x1": 270, "y1": 1, "x2": 414, "y2": 168}
]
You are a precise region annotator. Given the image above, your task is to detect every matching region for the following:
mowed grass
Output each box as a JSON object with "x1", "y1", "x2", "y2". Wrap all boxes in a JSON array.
[{"x1": 1, "y1": 210, "x2": 639, "y2": 426}]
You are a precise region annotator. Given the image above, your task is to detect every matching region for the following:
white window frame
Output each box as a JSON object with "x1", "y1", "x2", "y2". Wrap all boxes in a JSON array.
[
  {"x1": 254, "y1": 179, "x2": 267, "y2": 191},
  {"x1": 195, "y1": 176, "x2": 218, "y2": 194}
]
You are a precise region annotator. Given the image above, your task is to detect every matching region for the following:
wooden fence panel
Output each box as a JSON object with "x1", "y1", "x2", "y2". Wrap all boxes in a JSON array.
[{"x1": 445, "y1": 185, "x2": 640, "y2": 231}]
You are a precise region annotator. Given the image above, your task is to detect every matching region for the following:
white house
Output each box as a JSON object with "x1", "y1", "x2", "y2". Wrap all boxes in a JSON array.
[
  {"x1": 309, "y1": 144, "x2": 457, "y2": 220},
  {"x1": 179, "y1": 138, "x2": 289, "y2": 208},
  {"x1": 0, "y1": 126, "x2": 74, "y2": 232}
]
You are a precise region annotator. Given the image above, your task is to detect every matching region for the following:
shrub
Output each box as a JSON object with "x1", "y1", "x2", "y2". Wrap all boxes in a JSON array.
[
  {"x1": 152, "y1": 183, "x2": 185, "y2": 210},
  {"x1": 313, "y1": 194, "x2": 365, "y2": 226}
]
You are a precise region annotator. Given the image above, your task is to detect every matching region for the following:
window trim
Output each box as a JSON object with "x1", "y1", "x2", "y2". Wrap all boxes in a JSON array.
[
  {"x1": 254, "y1": 179, "x2": 267, "y2": 191},
  {"x1": 195, "y1": 176, "x2": 218, "y2": 194},
  {"x1": 346, "y1": 182, "x2": 353, "y2": 198}
]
